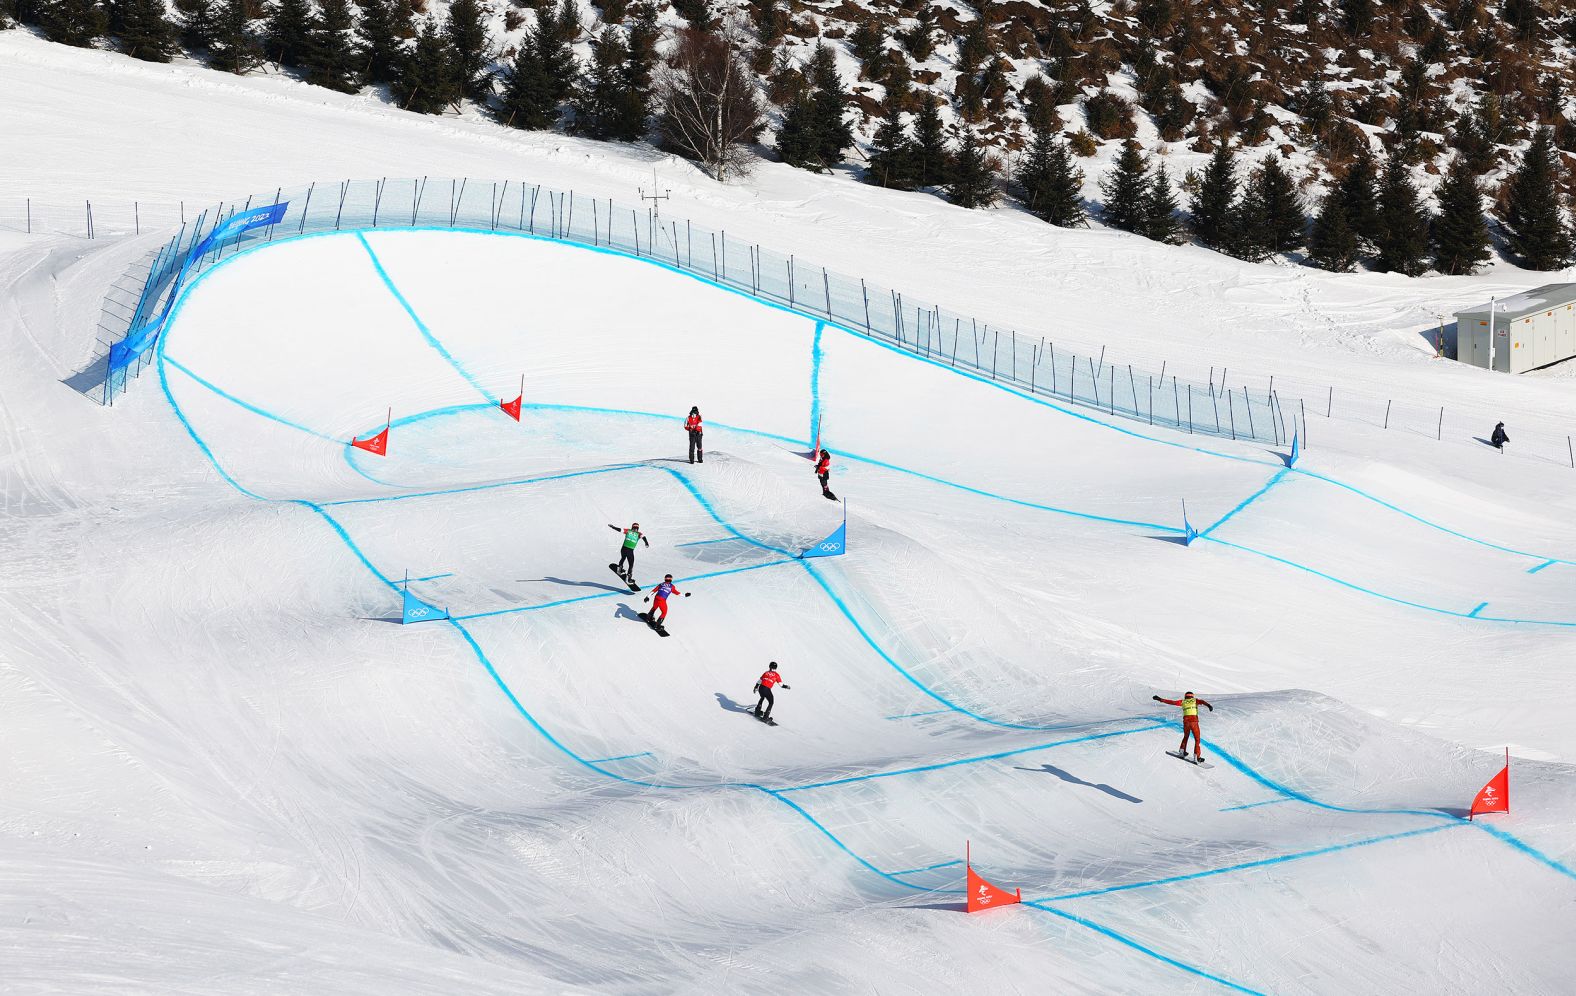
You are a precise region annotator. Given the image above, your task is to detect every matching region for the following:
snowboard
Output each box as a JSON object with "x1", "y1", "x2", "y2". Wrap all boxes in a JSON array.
[
  {"x1": 754, "y1": 714, "x2": 778, "y2": 726},
  {"x1": 637, "y1": 611, "x2": 669, "y2": 637},
  {"x1": 1166, "y1": 750, "x2": 1213, "y2": 768},
  {"x1": 609, "y1": 563, "x2": 640, "y2": 592},
  {"x1": 822, "y1": 490, "x2": 839, "y2": 502}
]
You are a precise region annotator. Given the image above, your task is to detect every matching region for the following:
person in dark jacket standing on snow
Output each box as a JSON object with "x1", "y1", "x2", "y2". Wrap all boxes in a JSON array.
[
  {"x1": 815, "y1": 449, "x2": 837, "y2": 501},
  {"x1": 754, "y1": 662, "x2": 790, "y2": 722},
  {"x1": 1491, "y1": 422, "x2": 1509, "y2": 451},
  {"x1": 685, "y1": 407, "x2": 704, "y2": 464}
]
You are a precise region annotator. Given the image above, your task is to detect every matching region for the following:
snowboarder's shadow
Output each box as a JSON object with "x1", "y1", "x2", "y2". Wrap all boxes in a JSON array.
[
  {"x1": 521, "y1": 576, "x2": 627, "y2": 594},
  {"x1": 613, "y1": 602, "x2": 645, "y2": 622},
  {"x1": 714, "y1": 692, "x2": 756, "y2": 714},
  {"x1": 1014, "y1": 763, "x2": 1143, "y2": 804},
  {"x1": 1472, "y1": 437, "x2": 1502, "y2": 450}
]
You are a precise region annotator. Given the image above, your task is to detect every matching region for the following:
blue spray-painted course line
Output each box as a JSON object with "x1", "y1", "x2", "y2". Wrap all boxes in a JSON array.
[
  {"x1": 584, "y1": 751, "x2": 655, "y2": 764},
  {"x1": 1469, "y1": 601, "x2": 1489, "y2": 618},
  {"x1": 452, "y1": 558, "x2": 798, "y2": 622},
  {"x1": 1528, "y1": 559, "x2": 1558, "y2": 574},
  {"x1": 1024, "y1": 902, "x2": 1269, "y2": 996},
  {"x1": 887, "y1": 858, "x2": 964, "y2": 876},
  {"x1": 809, "y1": 320, "x2": 826, "y2": 450},
  {"x1": 1219, "y1": 798, "x2": 1297, "y2": 813},
  {"x1": 1045, "y1": 823, "x2": 1463, "y2": 902},
  {"x1": 354, "y1": 232, "x2": 493, "y2": 401},
  {"x1": 674, "y1": 536, "x2": 743, "y2": 548},
  {"x1": 1198, "y1": 468, "x2": 1290, "y2": 540}
]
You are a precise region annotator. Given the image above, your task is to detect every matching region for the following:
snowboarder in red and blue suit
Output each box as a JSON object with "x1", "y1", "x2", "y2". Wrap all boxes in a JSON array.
[{"x1": 643, "y1": 574, "x2": 689, "y2": 624}]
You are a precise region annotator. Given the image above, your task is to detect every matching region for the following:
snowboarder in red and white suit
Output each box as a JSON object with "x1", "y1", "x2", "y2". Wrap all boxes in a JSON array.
[
  {"x1": 1153, "y1": 692, "x2": 1213, "y2": 761},
  {"x1": 755, "y1": 662, "x2": 790, "y2": 720},
  {"x1": 685, "y1": 407, "x2": 704, "y2": 464}
]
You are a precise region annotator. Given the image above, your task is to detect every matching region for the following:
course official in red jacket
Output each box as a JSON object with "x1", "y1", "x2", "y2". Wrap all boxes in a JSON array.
[
  {"x1": 685, "y1": 407, "x2": 704, "y2": 464},
  {"x1": 754, "y1": 662, "x2": 790, "y2": 720},
  {"x1": 814, "y1": 449, "x2": 837, "y2": 500}
]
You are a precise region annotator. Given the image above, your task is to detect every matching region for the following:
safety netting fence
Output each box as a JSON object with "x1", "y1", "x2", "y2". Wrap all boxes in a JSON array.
[{"x1": 92, "y1": 176, "x2": 1295, "y2": 447}]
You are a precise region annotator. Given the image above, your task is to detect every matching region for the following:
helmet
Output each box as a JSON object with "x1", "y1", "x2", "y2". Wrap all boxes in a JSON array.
[
  {"x1": 1184, "y1": 691, "x2": 1195, "y2": 697},
  {"x1": 664, "y1": 574, "x2": 673, "y2": 581},
  {"x1": 767, "y1": 662, "x2": 778, "y2": 670},
  {"x1": 691, "y1": 406, "x2": 699, "y2": 414},
  {"x1": 631, "y1": 522, "x2": 640, "y2": 529}
]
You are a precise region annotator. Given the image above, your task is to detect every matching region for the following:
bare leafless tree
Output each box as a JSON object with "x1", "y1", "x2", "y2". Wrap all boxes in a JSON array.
[{"x1": 656, "y1": 22, "x2": 764, "y2": 182}]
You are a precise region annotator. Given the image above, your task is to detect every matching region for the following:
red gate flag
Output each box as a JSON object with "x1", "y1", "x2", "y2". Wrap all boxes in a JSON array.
[
  {"x1": 500, "y1": 375, "x2": 523, "y2": 421},
  {"x1": 1469, "y1": 749, "x2": 1510, "y2": 820},
  {"x1": 351, "y1": 408, "x2": 391, "y2": 456},
  {"x1": 964, "y1": 841, "x2": 1021, "y2": 913}
]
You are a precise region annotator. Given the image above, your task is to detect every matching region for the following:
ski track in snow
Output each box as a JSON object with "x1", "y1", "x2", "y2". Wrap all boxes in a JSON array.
[{"x1": 135, "y1": 226, "x2": 1576, "y2": 992}]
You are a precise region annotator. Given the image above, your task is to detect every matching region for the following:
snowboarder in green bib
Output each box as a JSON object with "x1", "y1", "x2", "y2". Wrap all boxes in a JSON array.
[{"x1": 609, "y1": 522, "x2": 650, "y2": 586}]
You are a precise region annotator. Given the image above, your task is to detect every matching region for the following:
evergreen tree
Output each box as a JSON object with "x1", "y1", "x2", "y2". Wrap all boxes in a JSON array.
[
  {"x1": 305, "y1": 0, "x2": 359, "y2": 92},
  {"x1": 912, "y1": 94, "x2": 948, "y2": 188},
  {"x1": 1501, "y1": 127, "x2": 1572, "y2": 271},
  {"x1": 849, "y1": 16, "x2": 883, "y2": 80},
  {"x1": 496, "y1": 3, "x2": 578, "y2": 129},
  {"x1": 265, "y1": 0, "x2": 314, "y2": 66},
  {"x1": 445, "y1": 0, "x2": 491, "y2": 103},
  {"x1": 175, "y1": 0, "x2": 218, "y2": 52},
  {"x1": 777, "y1": 44, "x2": 852, "y2": 171},
  {"x1": 624, "y1": 4, "x2": 659, "y2": 94},
  {"x1": 786, "y1": 43, "x2": 853, "y2": 171},
  {"x1": 1336, "y1": 150, "x2": 1381, "y2": 250},
  {"x1": 1236, "y1": 156, "x2": 1305, "y2": 259},
  {"x1": 1308, "y1": 185, "x2": 1360, "y2": 272},
  {"x1": 1190, "y1": 141, "x2": 1239, "y2": 251},
  {"x1": 1431, "y1": 155, "x2": 1492, "y2": 275},
  {"x1": 776, "y1": 94, "x2": 821, "y2": 169},
  {"x1": 864, "y1": 103, "x2": 918, "y2": 190},
  {"x1": 903, "y1": 3, "x2": 935, "y2": 61},
  {"x1": 572, "y1": 28, "x2": 645, "y2": 140},
  {"x1": 111, "y1": 0, "x2": 179, "y2": 60},
  {"x1": 1100, "y1": 141, "x2": 1150, "y2": 234},
  {"x1": 207, "y1": 0, "x2": 260, "y2": 73},
  {"x1": 396, "y1": 20, "x2": 460, "y2": 114},
  {"x1": 1143, "y1": 162, "x2": 1183, "y2": 244},
  {"x1": 1373, "y1": 153, "x2": 1431, "y2": 275},
  {"x1": 946, "y1": 127, "x2": 999, "y2": 209},
  {"x1": 1017, "y1": 127, "x2": 1084, "y2": 227},
  {"x1": 355, "y1": 0, "x2": 411, "y2": 87},
  {"x1": 39, "y1": 0, "x2": 107, "y2": 46}
]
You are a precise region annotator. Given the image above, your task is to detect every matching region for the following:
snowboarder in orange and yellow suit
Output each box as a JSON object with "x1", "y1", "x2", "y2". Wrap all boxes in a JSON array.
[{"x1": 1153, "y1": 691, "x2": 1214, "y2": 761}]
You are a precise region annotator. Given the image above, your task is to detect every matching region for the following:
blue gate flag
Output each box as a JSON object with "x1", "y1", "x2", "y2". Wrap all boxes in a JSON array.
[
  {"x1": 801, "y1": 506, "x2": 847, "y2": 559},
  {"x1": 1182, "y1": 501, "x2": 1199, "y2": 547},
  {"x1": 401, "y1": 578, "x2": 449, "y2": 624},
  {"x1": 1288, "y1": 430, "x2": 1300, "y2": 468},
  {"x1": 109, "y1": 201, "x2": 290, "y2": 372}
]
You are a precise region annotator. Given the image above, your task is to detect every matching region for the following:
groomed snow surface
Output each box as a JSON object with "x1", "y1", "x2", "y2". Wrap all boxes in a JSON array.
[
  {"x1": 6, "y1": 223, "x2": 1576, "y2": 994},
  {"x1": 4, "y1": 29, "x2": 1576, "y2": 995}
]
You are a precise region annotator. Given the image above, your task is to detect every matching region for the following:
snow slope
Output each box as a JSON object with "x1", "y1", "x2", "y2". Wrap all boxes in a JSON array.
[{"x1": 4, "y1": 32, "x2": 1576, "y2": 995}]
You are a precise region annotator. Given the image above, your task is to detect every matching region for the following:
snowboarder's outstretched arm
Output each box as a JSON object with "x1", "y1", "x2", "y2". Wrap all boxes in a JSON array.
[
  {"x1": 642, "y1": 535, "x2": 650, "y2": 547},
  {"x1": 1153, "y1": 695, "x2": 1183, "y2": 706},
  {"x1": 608, "y1": 524, "x2": 621, "y2": 532},
  {"x1": 1197, "y1": 698, "x2": 1214, "y2": 711}
]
